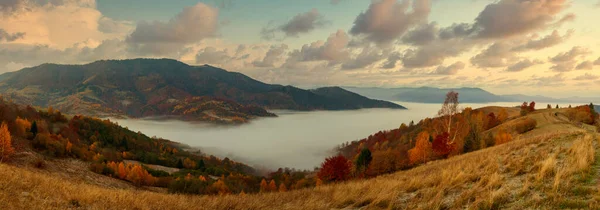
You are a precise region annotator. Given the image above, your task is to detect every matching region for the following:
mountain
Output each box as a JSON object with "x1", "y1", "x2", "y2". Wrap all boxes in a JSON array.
[
  {"x1": 309, "y1": 87, "x2": 406, "y2": 109},
  {"x1": 343, "y1": 86, "x2": 512, "y2": 103},
  {"x1": 344, "y1": 86, "x2": 600, "y2": 104},
  {"x1": 0, "y1": 59, "x2": 404, "y2": 123}
]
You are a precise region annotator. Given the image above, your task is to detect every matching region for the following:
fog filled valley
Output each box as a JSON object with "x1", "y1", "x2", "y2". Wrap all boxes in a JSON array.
[{"x1": 111, "y1": 101, "x2": 576, "y2": 170}]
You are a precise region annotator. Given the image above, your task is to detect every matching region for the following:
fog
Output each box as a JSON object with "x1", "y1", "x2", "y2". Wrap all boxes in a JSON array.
[{"x1": 111, "y1": 101, "x2": 576, "y2": 170}]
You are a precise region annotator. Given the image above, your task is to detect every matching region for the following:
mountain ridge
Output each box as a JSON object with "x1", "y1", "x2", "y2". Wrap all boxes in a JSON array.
[
  {"x1": 0, "y1": 59, "x2": 404, "y2": 124},
  {"x1": 343, "y1": 86, "x2": 600, "y2": 104}
]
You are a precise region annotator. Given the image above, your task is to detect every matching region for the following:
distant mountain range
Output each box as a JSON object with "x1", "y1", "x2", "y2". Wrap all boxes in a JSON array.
[
  {"x1": 343, "y1": 86, "x2": 600, "y2": 104},
  {"x1": 0, "y1": 59, "x2": 404, "y2": 123}
]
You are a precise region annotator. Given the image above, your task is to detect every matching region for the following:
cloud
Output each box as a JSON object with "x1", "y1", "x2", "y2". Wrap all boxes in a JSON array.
[
  {"x1": 549, "y1": 46, "x2": 590, "y2": 63},
  {"x1": 280, "y1": 9, "x2": 326, "y2": 37},
  {"x1": 401, "y1": 39, "x2": 471, "y2": 68},
  {"x1": 575, "y1": 61, "x2": 594, "y2": 70},
  {"x1": 381, "y1": 52, "x2": 402, "y2": 69},
  {"x1": 573, "y1": 73, "x2": 599, "y2": 81},
  {"x1": 506, "y1": 59, "x2": 543, "y2": 72},
  {"x1": 0, "y1": 28, "x2": 24, "y2": 42},
  {"x1": 550, "y1": 61, "x2": 576, "y2": 72},
  {"x1": 512, "y1": 30, "x2": 572, "y2": 51},
  {"x1": 252, "y1": 44, "x2": 288, "y2": 68},
  {"x1": 261, "y1": 9, "x2": 326, "y2": 40},
  {"x1": 126, "y1": 3, "x2": 218, "y2": 55},
  {"x1": 594, "y1": 57, "x2": 600, "y2": 65},
  {"x1": 402, "y1": 22, "x2": 437, "y2": 46},
  {"x1": 284, "y1": 30, "x2": 350, "y2": 67},
  {"x1": 195, "y1": 47, "x2": 232, "y2": 65},
  {"x1": 471, "y1": 42, "x2": 515, "y2": 68},
  {"x1": 433, "y1": 61, "x2": 465, "y2": 75},
  {"x1": 530, "y1": 73, "x2": 565, "y2": 86},
  {"x1": 473, "y1": 0, "x2": 570, "y2": 39},
  {"x1": 341, "y1": 46, "x2": 387, "y2": 70},
  {"x1": 350, "y1": 0, "x2": 431, "y2": 45},
  {"x1": 547, "y1": 46, "x2": 590, "y2": 72}
]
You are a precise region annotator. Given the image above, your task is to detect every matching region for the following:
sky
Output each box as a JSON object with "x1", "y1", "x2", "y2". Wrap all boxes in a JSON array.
[{"x1": 0, "y1": 0, "x2": 599, "y2": 97}]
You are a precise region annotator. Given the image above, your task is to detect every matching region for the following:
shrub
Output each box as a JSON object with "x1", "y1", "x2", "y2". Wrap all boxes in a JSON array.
[
  {"x1": 515, "y1": 118, "x2": 537, "y2": 134},
  {"x1": 317, "y1": 155, "x2": 351, "y2": 183}
]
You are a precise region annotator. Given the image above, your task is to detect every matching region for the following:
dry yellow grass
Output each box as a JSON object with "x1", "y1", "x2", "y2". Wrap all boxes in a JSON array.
[{"x1": 1, "y1": 107, "x2": 599, "y2": 210}]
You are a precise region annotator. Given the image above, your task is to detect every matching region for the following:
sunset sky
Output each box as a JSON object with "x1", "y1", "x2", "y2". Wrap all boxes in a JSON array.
[{"x1": 0, "y1": 0, "x2": 599, "y2": 97}]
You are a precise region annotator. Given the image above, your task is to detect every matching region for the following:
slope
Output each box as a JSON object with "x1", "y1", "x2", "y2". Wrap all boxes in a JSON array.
[
  {"x1": 0, "y1": 59, "x2": 404, "y2": 124},
  {"x1": 1, "y1": 106, "x2": 599, "y2": 209}
]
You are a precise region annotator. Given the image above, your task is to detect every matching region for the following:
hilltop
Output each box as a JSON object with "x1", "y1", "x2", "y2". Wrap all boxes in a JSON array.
[
  {"x1": 0, "y1": 59, "x2": 404, "y2": 124},
  {"x1": 2, "y1": 100, "x2": 600, "y2": 209}
]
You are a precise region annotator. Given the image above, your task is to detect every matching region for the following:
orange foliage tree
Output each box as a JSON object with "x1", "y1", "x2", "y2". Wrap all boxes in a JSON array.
[
  {"x1": 494, "y1": 129, "x2": 512, "y2": 145},
  {"x1": 259, "y1": 179, "x2": 268, "y2": 192},
  {"x1": 408, "y1": 131, "x2": 432, "y2": 165},
  {"x1": 0, "y1": 122, "x2": 14, "y2": 162},
  {"x1": 278, "y1": 183, "x2": 288, "y2": 192},
  {"x1": 15, "y1": 117, "x2": 31, "y2": 137},
  {"x1": 268, "y1": 180, "x2": 277, "y2": 192},
  {"x1": 183, "y1": 158, "x2": 197, "y2": 169},
  {"x1": 317, "y1": 155, "x2": 351, "y2": 183}
]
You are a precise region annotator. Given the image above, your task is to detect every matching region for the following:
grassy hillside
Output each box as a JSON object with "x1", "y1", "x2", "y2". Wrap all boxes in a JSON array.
[{"x1": 2, "y1": 105, "x2": 600, "y2": 209}]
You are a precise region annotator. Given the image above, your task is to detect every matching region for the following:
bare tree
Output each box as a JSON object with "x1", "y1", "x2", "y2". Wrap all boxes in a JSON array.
[{"x1": 437, "y1": 91, "x2": 461, "y2": 144}]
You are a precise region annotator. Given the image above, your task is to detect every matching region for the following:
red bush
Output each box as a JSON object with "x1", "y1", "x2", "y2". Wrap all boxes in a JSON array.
[
  {"x1": 432, "y1": 132, "x2": 454, "y2": 157},
  {"x1": 317, "y1": 155, "x2": 351, "y2": 183}
]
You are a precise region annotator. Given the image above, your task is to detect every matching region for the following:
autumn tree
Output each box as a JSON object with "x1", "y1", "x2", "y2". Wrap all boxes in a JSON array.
[
  {"x1": 529, "y1": 101, "x2": 536, "y2": 112},
  {"x1": 497, "y1": 108, "x2": 508, "y2": 122},
  {"x1": 547, "y1": 104, "x2": 552, "y2": 109},
  {"x1": 408, "y1": 131, "x2": 432, "y2": 164},
  {"x1": 317, "y1": 155, "x2": 351, "y2": 183},
  {"x1": 520, "y1": 102, "x2": 529, "y2": 116},
  {"x1": 259, "y1": 179, "x2": 268, "y2": 192},
  {"x1": 183, "y1": 158, "x2": 197, "y2": 169},
  {"x1": 0, "y1": 122, "x2": 14, "y2": 162},
  {"x1": 494, "y1": 129, "x2": 512, "y2": 145},
  {"x1": 127, "y1": 164, "x2": 146, "y2": 186},
  {"x1": 268, "y1": 180, "x2": 277, "y2": 191},
  {"x1": 434, "y1": 91, "x2": 468, "y2": 154},
  {"x1": 278, "y1": 183, "x2": 288, "y2": 192},
  {"x1": 15, "y1": 117, "x2": 31, "y2": 137},
  {"x1": 432, "y1": 132, "x2": 453, "y2": 157},
  {"x1": 355, "y1": 148, "x2": 372, "y2": 175}
]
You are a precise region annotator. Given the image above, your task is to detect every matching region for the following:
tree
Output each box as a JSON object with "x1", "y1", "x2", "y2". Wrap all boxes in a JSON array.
[
  {"x1": 176, "y1": 159, "x2": 184, "y2": 168},
  {"x1": 127, "y1": 164, "x2": 146, "y2": 186},
  {"x1": 520, "y1": 102, "x2": 529, "y2": 116},
  {"x1": 268, "y1": 180, "x2": 277, "y2": 192},
  {"x1": 438, "y1": 91, "x2": 460, "y2": 141},
  {"x1": 0, "y1": 122, "x2": 14, "y2": 162},
  {"x1": 497, "y1": 108, "x2": 508, "y2": 122},
  {"x1": 259, "y1": 179, "x2": 268, "y2": 192},
  {"x1": 547, "y1": 104, "x2": 552, "y2": 109},
  {"x1": 196, "y1": 159, "x2": 205, "y2": 170},
  {"x1": 494, "y1": 129, "x2": 512, "y2": 145},
  {"x1": 30, "y1": 121, "x2": 38, "y2": 138},
  {"x1": 556, "y1": 104, "x2": 559, "y2": 109},
  {"x1": 117, "y1": 162, "x2": 127, "y2": 179},
  {"x1": 278, "y1": 183, "x2": 288, "y2": 192},
  {"x1": 529, "y1": 101, "x2": 536, "y2": 112},
  {"x1": 432, "y1": 132, "x2": 454, "y2": 158},
  {"x1": 355, "y1": 148, "x2": 372, "y2": 175},
  {"x1": 408, "y1": 131, "x2": 432, "y2": 164},
  {"x1": 183, "y1": 158, "x2": 196, "y2": 169},
  {"x1": 435, "y1": 91, "x2": 468, "y2": 154},
  {"x1": 317, "y1": 155, "x2": 351, "y2": 183}
]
